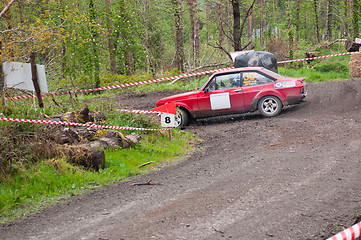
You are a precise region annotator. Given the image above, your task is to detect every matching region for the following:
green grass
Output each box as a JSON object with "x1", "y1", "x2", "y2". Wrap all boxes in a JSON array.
[
  {"x1": 279, "y1": 43, "x2": 352, "y2": 82},
  {"x1": 0, "y1": 129, "x2": 197, "y2": 223}
]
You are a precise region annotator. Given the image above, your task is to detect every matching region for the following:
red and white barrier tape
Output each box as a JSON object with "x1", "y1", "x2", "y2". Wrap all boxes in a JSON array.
[
  {"x1": 5, "y1": 51, "x2": 356, "y2": 101},
  {"x1": 277, "y1": 52, "x2": 353, "y2": 64},
  {"x1": 6, "y1": 67, "x2": 234, "y2": 101},
  {"x1": 326, "y1": 221, "x2": 361, "y2": 240},
  {"x1": 0, "y1": 117, "x2": 170, "y2": 132},
  {"x1": 118, "y1": 109, "x2": 162, "y2": 115}
]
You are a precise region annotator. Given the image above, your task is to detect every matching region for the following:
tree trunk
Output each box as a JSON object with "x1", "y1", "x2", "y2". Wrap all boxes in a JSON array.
[
  {"x1": 287, "y1": 0, "x2": 294, "y2": 60},
  {"x1": 231, "y1": 0, "x2": 241, "y2": 51},
  {"x1": 247, "y1": 13, "x2": 252, "y2": 42},
  {"x1": 3, "y1": 0, "x2": 14, "y2": 60},
  {"x1": 295, "y1": 0, "x2": 300, "y2": 43},
  {"x1": 325, "y1": 0, "x2": 333, "y2": 41},
  {"x1": 217, "y1": 0, "x2": 224, "y2": 46},
  {"x1": 172, "y1": 0, "x2": 185, "y2": 72},
  {"x1": 188, "y1": 0, "x2": 200, "y2": 65},
  {"x1": 59, "y1": 0, "x2": 66, "y2": 79},
  {"x1": 105, "y1": 0, "x2": 116, "y2": 73},
  {"x1": 194, "y1": 0, "x2": 200, "y2": 63},
  {"x1": 89, "y1": 0, "x2": 100, "y2": 88},
  {"x1": 205, "y1": 0, "x2": 210, "y2": 44},
  {"x1": 17, "y1": 0, "x2": 24, "y2": 24},
  {"x1": 353, "y1": 0, "x2": 360, "y2": 38},
  {"x1": 313, "y1": 0, "x2": 320, "y2": 42},
  {"x1": 125, "y1": 51, "x2": 134, "y2": 75}
]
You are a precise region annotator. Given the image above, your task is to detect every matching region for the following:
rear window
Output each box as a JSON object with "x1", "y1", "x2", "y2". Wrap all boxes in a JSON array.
[
  {"x1": 241, "y1": 71, "x2": 275, "y2": 87},
  {"x1": 261, "y1": 68, "x2": 285, "y2": 79}
]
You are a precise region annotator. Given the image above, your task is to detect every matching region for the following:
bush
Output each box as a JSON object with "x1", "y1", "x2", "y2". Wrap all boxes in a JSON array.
[
  {"x1": 313, "y1": 62, "x2": 348, "y2": 72},
  {"x1": 0, "y1": 124, "x2": 36, "y2": 180}
]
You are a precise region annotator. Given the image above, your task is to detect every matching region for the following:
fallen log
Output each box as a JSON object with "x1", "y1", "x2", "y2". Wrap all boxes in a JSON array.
[
  {"x1": 67, "y1": 146, "x2": 105, "y2": 170},
  {"x1": 32, "y1": 142, "x2": 105, "y2": 170}
]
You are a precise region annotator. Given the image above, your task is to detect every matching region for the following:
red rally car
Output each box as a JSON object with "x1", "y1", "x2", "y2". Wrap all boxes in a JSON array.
[{"x1": 156, "y1": 67, "x2": 306, "y2": 127}]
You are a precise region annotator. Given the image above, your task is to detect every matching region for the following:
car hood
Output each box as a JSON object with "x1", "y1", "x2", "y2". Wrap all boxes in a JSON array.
[{"x1": 156, "y1": 90, "x2": 199, "y2": 106}]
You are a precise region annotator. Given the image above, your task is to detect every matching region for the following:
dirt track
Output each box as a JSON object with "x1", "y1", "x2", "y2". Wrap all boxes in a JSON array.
[{"x1": 2, "y1": 79, "x2": 361, "y2": 239}]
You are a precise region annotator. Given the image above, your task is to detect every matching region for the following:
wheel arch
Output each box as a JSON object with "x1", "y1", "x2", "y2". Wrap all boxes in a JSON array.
[
  {"x1": 251, "y1": 91, "x2": 285, "y2": 111},
  {"x1": 174, "y1": 103, "x2": 193, "y2": 119}
]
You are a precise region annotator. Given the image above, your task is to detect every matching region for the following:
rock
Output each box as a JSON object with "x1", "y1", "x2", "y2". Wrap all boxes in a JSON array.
[
  {"x1": 125, "y1": 133, "x2": 142, "y2": 144},
  {"x1": 84, "y1": 131, "x2": 141, "y2": 150}
]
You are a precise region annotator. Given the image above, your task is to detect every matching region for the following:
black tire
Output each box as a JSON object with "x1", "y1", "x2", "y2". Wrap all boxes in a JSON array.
[
  {"x1": 175, "y1": 108, "x2": 189, "y2": 127},
  {"x1": 258, "y1": 95, "x2": 282, "y2": 117}
]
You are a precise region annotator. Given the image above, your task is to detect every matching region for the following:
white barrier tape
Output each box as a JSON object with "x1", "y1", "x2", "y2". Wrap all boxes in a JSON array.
[
  {"x1": 0, "y1": 117, "x2": 170, "y2": 132},
  {"x1": 326, "y1": 221, "x2": 361, "y2": 240},
  {"x1": 278, "y1": 52, "x2": 353, "y2": 64},
  {"x1": 118, "y1": 109, "x2": 162, "y2": 115},
  {"x1": 6, "y1": 67, "x2": 234, "y2": 101}
]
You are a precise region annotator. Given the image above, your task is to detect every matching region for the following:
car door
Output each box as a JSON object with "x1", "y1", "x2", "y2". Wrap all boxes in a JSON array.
[
  {"x1": 195, "y1": 72, "x2": 245, "y2": 118},
  {"x1": 240, "y1": 71, "x2": 277, "y2": 109}
]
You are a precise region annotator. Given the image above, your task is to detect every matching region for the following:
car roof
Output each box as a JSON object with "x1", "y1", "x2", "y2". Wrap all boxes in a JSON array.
[{"x1": 214, "y1": 67, "x2": 265, "y2": 75}]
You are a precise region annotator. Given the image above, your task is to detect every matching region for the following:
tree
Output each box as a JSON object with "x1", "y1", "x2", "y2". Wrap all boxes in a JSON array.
[
  {"x1": 231, "y1": 0, "x2": 241, "y2": 51},
  {"x1": 313, "y1": 0, "x2": 320, "y2": 42},
  {"x1": 325, "y1": 0, "x2": 333, "y2": 41},
  {"x1": 172, "y1": 0, "x2": 185, "y2": 71},
  {"x1": 231, "y1": 0, "x2": 256, "y2": 52},
  {"x1": 105, "y1": 0, "x2": 116, "y2": 73},
  {"x1": 217, "y1": 0, "x2": 224, "y2": 46},
  {"x1": 89, "y1": 0, "x2": 100, "y2": 88},
  {"x1": 353, "y1": 0, "x2": 360, "y2": 38}
]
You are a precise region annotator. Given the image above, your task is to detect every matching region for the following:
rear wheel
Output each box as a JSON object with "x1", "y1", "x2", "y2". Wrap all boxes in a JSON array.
[
  {"x1": 258, "y1": 96, "x2": 282, "y2": 117},
  {"x1": 175, "y1": 108, "x2": 189, "y2": 127}
]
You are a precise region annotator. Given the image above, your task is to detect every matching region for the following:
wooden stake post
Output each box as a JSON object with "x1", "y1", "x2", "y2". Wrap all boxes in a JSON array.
[
  {"x1": 0, "y1": 41, "x2": 4, "y2": 113},
  {"x1": 30, "y1": 52, "x2": 44, "y2": 108}
]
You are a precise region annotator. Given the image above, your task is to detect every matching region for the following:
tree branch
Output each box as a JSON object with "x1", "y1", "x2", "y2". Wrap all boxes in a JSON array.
[
  {"x1": 239, "y1": 0, "x2": 257, "y2": 41},
  {"x1": 207, "y1": 42, "x2": 233, "y2": 61},
  {"x1": 0, "y1": 0, "x2": 17, "y2": 19}
]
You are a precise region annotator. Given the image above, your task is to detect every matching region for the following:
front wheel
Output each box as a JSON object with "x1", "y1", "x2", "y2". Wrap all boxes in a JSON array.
[
  {"x1": 258, "y1": 96, "x2": 282, "y2": 117},
  {"x1": 175, "y1": 108, "x2": 189, "y2": 127}
]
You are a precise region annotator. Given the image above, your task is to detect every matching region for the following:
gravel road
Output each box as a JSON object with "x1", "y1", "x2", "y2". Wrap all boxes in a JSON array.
[{"x1": 2, "y1": 79, "x2": 361, "y2": 240}]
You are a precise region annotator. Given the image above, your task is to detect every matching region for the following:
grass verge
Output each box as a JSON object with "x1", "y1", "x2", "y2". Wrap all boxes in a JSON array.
[{"x1": 0, "y1": 129, "x2": 197, "y2": 224}]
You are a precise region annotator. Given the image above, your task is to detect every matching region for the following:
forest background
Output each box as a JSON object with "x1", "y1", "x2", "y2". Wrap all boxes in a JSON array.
[{"x1": 1, "y1": 0, "x2": 360, "y2": 92}]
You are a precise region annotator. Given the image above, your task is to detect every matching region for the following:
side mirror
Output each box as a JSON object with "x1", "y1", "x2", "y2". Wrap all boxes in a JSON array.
[{"x1": 203, "y1": 88, "x2": 209, "y2": 93}]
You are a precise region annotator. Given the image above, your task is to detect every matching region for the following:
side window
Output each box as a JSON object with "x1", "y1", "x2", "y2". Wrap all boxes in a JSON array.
[
  {"x1": 204, "y1": 78, "x2": 217, "y2": 91},
  {"x1": 241, "y1": 72, "x2": 275, "y2": 87},
  {"x1": 205, "y1": 73, "x2": 241, "y2": 91}
]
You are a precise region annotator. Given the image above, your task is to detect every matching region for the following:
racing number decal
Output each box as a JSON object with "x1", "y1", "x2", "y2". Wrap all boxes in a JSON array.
[
  {"x1": 164, "y1": 116, "x2": 171, "y2": 124},
  {"x1": 243, "y1": 73, "x2": 257, "y2": 86},
  {"x1": 243, "y1": 73, "x2": 255, "y2": 81},
  {"x1": 161, "y1": 113, "x2": 176, "y2": 127}
]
